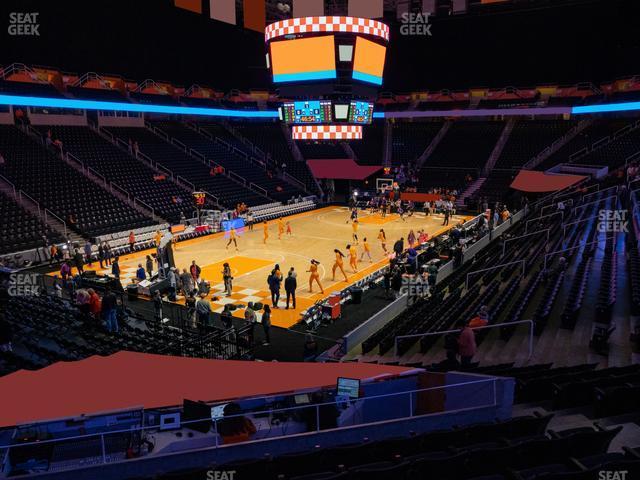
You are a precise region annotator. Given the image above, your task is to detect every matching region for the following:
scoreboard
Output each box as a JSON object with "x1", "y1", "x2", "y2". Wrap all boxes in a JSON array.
[
  {"x1": 348, "y1": 101, "x2": 374, "y2": 124},
  {"x1": 192, "y1": 191, "x2": 206, "y2": 207},
  {"x1": 281, "y1": 100, "x2": 332, "y2": 124}
]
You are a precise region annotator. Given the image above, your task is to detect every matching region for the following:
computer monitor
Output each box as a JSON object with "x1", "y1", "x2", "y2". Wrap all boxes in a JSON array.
[
  {"x1": 210, "y1": 403, "x2": 228, "y2": 420},
  {"x1": 294, "y1": 393, "x2": 311, "y2": 405},
  {"x1": 337, "y1": 377, "x2": 360, "y2": 399}
]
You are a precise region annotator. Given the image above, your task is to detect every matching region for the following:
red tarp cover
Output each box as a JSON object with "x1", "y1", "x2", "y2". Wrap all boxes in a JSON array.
[
  {"x1": 306, "y1": 159, "x2": 383, "y2": 180},
  {"x1": 0, "y1": 352, "x2": 413, "y2": 426},
  {"x1": 510, "y1": 170, "x2": 587, "y2": 193}
]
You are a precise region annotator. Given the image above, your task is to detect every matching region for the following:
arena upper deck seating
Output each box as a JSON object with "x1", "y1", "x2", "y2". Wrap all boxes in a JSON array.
[
  {"x1": 495, "y1": 120, "x2": 576, "y2": 168},
  {"x1": 0, "y1": 125, "x2": 155, "y2": 238},
  {"x1": 392, "y1": 121, "x2": 444, "y2": 166},
  {"x1": 152, "y1": 121, "x2": 305, "y2": 202},
  {"x1": 67, "y1": 86, "x2": 130, "y2": 102},
  {"x1": 230, "y1": 121, "x2": 318, "y2": 193},
  {"x1": 425, "y1": 120, "x2": 504, "y2": 169},
  {"x1": 297, "y1": 140, "x2": 350, "y2": 159},
  {"x1": 39, "y1": 126, "x2": 189, "y2": 223},
  {"x1": 348, "y1": 123, "x2": 385, "y2": 166},
  {"x1": 104, "y1": 126, "x2": 268, "y2": 207}
]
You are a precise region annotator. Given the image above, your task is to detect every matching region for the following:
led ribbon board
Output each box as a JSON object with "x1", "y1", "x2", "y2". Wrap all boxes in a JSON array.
[
  {"x1": 292, "y1": 125, "x2": 362, "y2": 140},
  {"x1": 265, "y1": 16, "x2": 389, "y2": 42}
]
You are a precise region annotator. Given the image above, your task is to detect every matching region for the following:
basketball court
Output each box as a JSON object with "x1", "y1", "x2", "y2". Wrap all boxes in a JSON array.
[{"x1": 51, "y1": 206, "x2": 470, "y2": 328}]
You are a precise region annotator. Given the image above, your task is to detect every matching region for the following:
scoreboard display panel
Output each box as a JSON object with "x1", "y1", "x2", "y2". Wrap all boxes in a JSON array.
[
  {"x1": 270, "y1": 35, "x2": 337, "y2": 83},
  {"x1": 282, "y1": 100, "x2": 332, "y2": 124},
  {"x1": 348, "y1": 101, "x2": 374, "y2": 124}
]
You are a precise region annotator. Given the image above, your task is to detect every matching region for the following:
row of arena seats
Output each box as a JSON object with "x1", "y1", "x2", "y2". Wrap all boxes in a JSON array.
[
  {"x1": 230, "y1": 122, "x2": 319, "y2": 193},
  {"x1": 104, "y1": 125, "x2": 268, "y2": 207},
  {"x1": 0, "y1": 191, "x2": 63, "y2": 255},
  {"x1": 39, "y1": 126, "x2": 190, "y2": 223},
  {"x1": 0, "y1": 125, "x2": 156, "y2": 238},
  {"x1": 155, "y1": 121, "x2": 305, "y2": 202},
  {"x1": 0, "y1": 295, "x2": 213, "y2": 376},
  {"x1": 249, "y1": 200, "x2": 316, "y2": 222},
  {"x1": 151, "y1": 417, "x2": 638, "y2": 480},
  {"x1": 392, "y1": 121, "x2": 443, "y2": 165}
]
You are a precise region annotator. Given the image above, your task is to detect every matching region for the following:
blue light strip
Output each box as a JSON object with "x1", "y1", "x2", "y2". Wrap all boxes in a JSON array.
[
  {"x1": 352, "y1": 71, "x2": 383, "y2": 86},
  {"x1": 0, "y1": 94, "x2": 279, "y2": 118},
  {"x1": 571, "y1": 101, "x2": 640, "y2": 114},
  {"x1": 272, "y1": 70, "x2": 337, "y2": 83}
]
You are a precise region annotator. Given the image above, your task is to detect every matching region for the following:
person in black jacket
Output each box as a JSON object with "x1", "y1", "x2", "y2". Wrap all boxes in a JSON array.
[{"x1": 284, "y1": 270, "x2": 297, "y2": 309}]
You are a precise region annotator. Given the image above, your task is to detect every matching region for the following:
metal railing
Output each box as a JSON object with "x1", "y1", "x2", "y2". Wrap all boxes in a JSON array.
[
  {"x1": 0, "y1": 173, "x2": 17, "y2": 198},
  {"x1": 44, "y1": 209, "x2": 67, "y2": 238},
  {"x1": 110, "y1": 182, "x2": 130, "y2": 201},
  {"x1": 155, "y1": 163, "x2": 174, "y2": 179},
  {"x1": 250, "y1": 182, "x2": 268, "y2": 197},
  {"x1": 0, "y1": 377, "x2": 500, "y2": 474},
  {"x1": 543, "y1": 236, "x2": 616, "y2": 270},
  {"x1": 525, "y1": 210, "x2": 563, "y2": 232},
  {"x1": 502, "y1": 228, "x2": 550, "y2": 256},
  {"x1": 465, "y1": 259, "x2": 525, "y2": 289},
  {"x1": 229, "y1": 170, "x2": 246, "y2": 185},
  {"x1": 18, "y1": 190, "x2": 41, "y2": 216},
  {"x1": 177, "y1": 176, "x2": 195, "y2": 191},
  {"x1": 394, "y1": 319, "x2": 535, "y2": 358}
]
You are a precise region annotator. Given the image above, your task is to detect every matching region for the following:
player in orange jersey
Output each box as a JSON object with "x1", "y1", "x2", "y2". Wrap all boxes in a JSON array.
[
  {"x1": 286, "y1": 221, "x2": 292, "y2": 236},
  {"x1": 360, "y1": 237, "x2": 373, "y2": 263},
  {"x1": 263, "y1": 221, "x2": 269, "y2": 244},
  {"x1": 226, "y1": 226, "x2": 239, "y2": 251},
  {"x1": 307, "y1": 259, "x2": 324, "y2": 294},
  {"x1": 331, "y1": 249, "x2": 348, "y2": 282},
  {"x1": 351, "y1": 219, "x2": 359, "y2": 244},
  {"x1": 377, "y1": 228, "x2": 388, "y2": 254},
  {"x1": 347, "y1": 244, "x2": 358, "y2": 273},
  {"x1": 278, "y1": 217, "x2": 285, "y2": 239}
]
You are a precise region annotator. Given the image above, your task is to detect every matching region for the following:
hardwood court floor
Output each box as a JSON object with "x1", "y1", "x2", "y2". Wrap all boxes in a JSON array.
[{"x1": 53, "y1": 206, "x2": 469, "y2": 328}]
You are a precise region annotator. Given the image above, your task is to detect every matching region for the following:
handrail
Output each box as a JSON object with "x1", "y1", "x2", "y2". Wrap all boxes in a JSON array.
[
  {"x1": 86, "y1": 166, "x2": 107, "y2": 186},
  {"x1": 18, "y1": 190, "x2": 41, "y2": 216},
  {"x1": 155, "y1": 163, "x2": 174, "y2": 179},
  {"x1": 582, "y1": 185, "x2": 617, "y2": 203},
  {"x1": 543, "y1": 236, "x2": 615, "y2": 270},
  {"x1": 0, "y1": 377, "x2": 500, "y2": 455},
  {"x1": 190, "y1": 149, "x2": 205, "y2": 161},
  {"x1": 137, "y1": 151, "x2": 155, "y2": 167},
  {"x1": 134, "y1": 197, "x2": 155, "y2": 220},
  {"x1": 394, "y1": 319, "x2": 535, "y2": 359},
  {"x1": 466, "y1": 259, "x2": 525, "y2": 289},
  {"x1": 177, "y1": 176, "x2": 195, "y2": 191},
  {"x1": 44, "y1": 208, "x2": 67, "y2": 238},
  {"x1": 229, "y1": 170, "x2": 246, "y2": 185},
  {"x1": 203, "y1": 189, "x2": 219, "y2": 205},
  {"x1": 502, "y1": 228, "x2": 550, "y2": 256},
  {"x1": 524, "y1": 210, "x2": 563, "y2": 232},
  {"x1": 250, "y1": 182, "x2": 268, "y2": 196},
  {"x1": 65, "y1": 152, "x2": 85, "y2": 171},
  {"x1": 0, "y1": 173, "x2": 17, "y2": 198},
  {"x1": 283, "y1": 171, "x2": 306, "y2": 190},
  {"x1": 573, "y1": 194, "x2": 617, "y2": 211},
  {"x1": 171, "y1": 138, "x2": 187, "y2": 151},
  {"x1": 116, "y1": 136, "x2": 129, "y2": 150},
  {"x1": 110, "y1": 182, "x2": 130, "y2": 200}
]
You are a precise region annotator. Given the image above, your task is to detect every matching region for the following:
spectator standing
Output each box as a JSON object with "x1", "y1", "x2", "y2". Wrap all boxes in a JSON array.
[
  {"x1": 112, "y1": 257, "x2": 120, "y2": 279},
  {"x1": 222, "y1": 262, "x2": 233, "y2": 296},
  {"x1": 153, "y1": 291, "x2": 163, "y2": 323},
  {"x1": 458, "y1": 320, "x2": 477, "y2": 367},
  {"x1": 98, "y1": 242, "x2": 105, "y2": 268},
  {"x1": 87, "y1": 288, "x2": 102, "y2": 319},
  {"x1": 262, "y1": 305, "x2": 272, "y2": 345},
  {"x1": 196, "y1": 292, "x2": 211, "y2": 327},
  {"x1": 180, "y1": 268, "x2": 194, "y2": 296},
  {"x1": 84, "y1": 240, "x2": 93, "y2": 266},
  {"x1": 244, "y1": 302, "x2": 257, "y2": 346},
  {"x1": 268, "y1": 270, "x2": 281, "y2": 308},
  {"x1": 284, "y1": 270, "x2": 297, "y2": 309},
  {"x1": 146, "y1": 255, "x2": 154, "y2": 278},
  {"x1": 102, "y1": 288, "x2": 118, "y2": 333},
  {"x1": 73, "y1": 248, "x2": 84, "y2": 275},
  {"x1": 136, "y1": 264, "x2": 146, "y2": 283},
  {"x1": 167, "y1": 268, "x2": 178, "y2": 301},
  {"x1": 185, "y1": 292, "x2": 197, "y2": 328},
  {"x1": 190, "y1": 260, "x2": 201, "y2": 285},
  {"x1": 104, "y1": 242, "x2": 112, "y2": 266},
  {"x1": 221, "y1": 304, "x2": 234, "y2": 330},
  {"x1": 128, "y1": 231, "x2": 136, "y2": 252}
]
